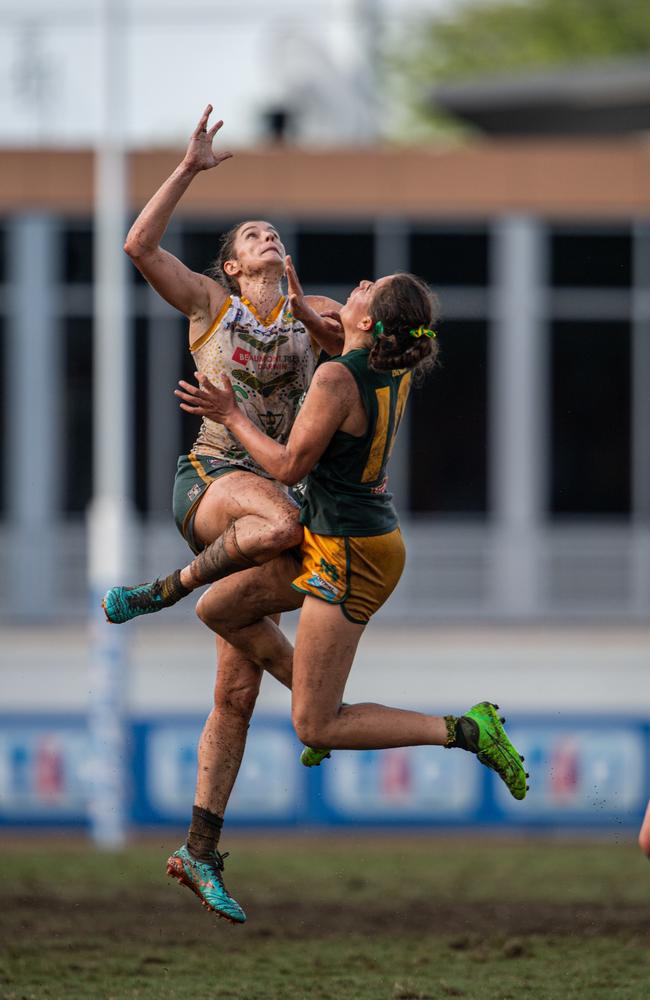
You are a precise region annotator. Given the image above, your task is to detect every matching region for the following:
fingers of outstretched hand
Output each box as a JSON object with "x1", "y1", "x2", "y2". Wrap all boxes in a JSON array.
[
  {"x1": 285, "y1": 255, "x2": 303, "y2": 297},
  {"x1": 195, "y1": 371, "x2": 231, "y2": 404},
  {"x1": 174, "y1": 385, "x2": 201, "y2": 407},
  {"x1": 175, "y1": 389, "x2": 204, "y2": 413},
  {"x1": 208, "y1": 118, "x2": 224, "y2": 139},
  {"x1": 193, "y1": 104, "x2": 213, "y2": 137},
  {"x1": 176, "y1": 379, "x2": 200, "y2": 396}
]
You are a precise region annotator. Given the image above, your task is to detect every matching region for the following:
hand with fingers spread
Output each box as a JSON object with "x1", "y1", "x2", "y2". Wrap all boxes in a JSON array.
[
  {"x1": 285, "y1": 255, "x2": 343, "y2": 342},
  {"x1": 182, "y1": 105, "x2": 233, "y2": 174},
  {"x1": 175, "y1": 371, "x2": 238, "y2": 426}
]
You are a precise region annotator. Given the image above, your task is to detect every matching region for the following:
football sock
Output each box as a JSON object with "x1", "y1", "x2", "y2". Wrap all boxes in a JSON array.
[
  {"x1": 158, "y1": 569, "x2": 191, "y2": 606},
  {"x1": 186, "y1": 806, "x2": 224, "y2": 860},
  {"x1": 444, "y1": 714, "x2": 478, "y2": 752}
]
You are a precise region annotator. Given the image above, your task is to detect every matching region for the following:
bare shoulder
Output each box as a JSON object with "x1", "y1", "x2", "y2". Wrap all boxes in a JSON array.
[
  {"x1": 311, "y1": 358, "x2": 358, "y2": 397},
  {"x1": 199, "y1": 272, "x2": 230, "y2": 315},
  {"x1": 188, "y1": 275, "x2": 232, "y2": 345}
]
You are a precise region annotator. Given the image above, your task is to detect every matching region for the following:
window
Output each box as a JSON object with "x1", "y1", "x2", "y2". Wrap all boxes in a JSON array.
[
  {"x1": 409, "y1": 229, "x2": 489, "y2": 286},
  {"x1": 61, "y1": 224, "x2": 93, "y2": 283},
  {"x1": 63, "y1": 317, "x2": 93, "y2": 512},
  {"x1": 409, "y1": 320, "x2": 488, "y2": 514},
  {"x1": 296, "y1": 229, "x2": 374, "y2": 284},
  {"x1": 182, "y1": 224, "x2": 236, "y2": 276},
  {"x1": 0, "y1": 318, "x2": 5, "y2": 513},
  {"x1": 0, "y1": 223, "x2": 6, "y2": 282},
  {"x1": 549, "y1": 321, "x2": 630, "y2": 516},
  {"x1": 550, "y1": 230, "x2": 631, "y2": 288},
  {"x1": 180, "y1": 344, "x2": 203, "y2": 455},
  {"x1": 132, "y1": 318, "x2": 149, "y2": 513}
]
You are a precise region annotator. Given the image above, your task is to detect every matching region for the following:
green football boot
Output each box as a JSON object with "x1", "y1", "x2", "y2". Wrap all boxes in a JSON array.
[
  {"x1": 461, "y1": 701, "x2": 529, "y2": 801},
  {"x1": 166, "y1": 844, "x2": 246, "y2": 924},
  {"x1": 300, "y1": 746, "x2": 332, "y2": 767}
]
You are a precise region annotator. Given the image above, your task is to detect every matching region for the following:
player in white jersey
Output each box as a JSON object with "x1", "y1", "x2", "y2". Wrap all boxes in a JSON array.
[{"x1": 103, "y1": 106, "x2": 342, "y2": 923}]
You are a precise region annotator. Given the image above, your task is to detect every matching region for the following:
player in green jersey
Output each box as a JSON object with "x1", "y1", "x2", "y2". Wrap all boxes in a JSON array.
[{"x1": 177, "y1": 269, "x2": 529, "y2": 798}]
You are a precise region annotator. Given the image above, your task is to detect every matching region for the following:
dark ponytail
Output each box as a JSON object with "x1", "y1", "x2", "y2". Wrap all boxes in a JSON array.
[{"x1": 368, "y1": 273, "x2": 439, "y2": 379}]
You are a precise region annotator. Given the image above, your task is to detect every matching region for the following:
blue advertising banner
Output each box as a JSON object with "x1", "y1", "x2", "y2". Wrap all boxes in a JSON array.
[
  {"x1": 0, "y1": 713, "x2": 648, "y2": 830},
  {"x1": 0, "y1": 717, "x2": 90, "y2": 824}
]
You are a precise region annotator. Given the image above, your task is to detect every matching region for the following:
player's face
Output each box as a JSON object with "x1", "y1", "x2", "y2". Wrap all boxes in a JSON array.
[
  {"x1": 340, "y1": 275, "x2": 394, "y2": 330},
  {"x1": 230, "y1": 221, "x2": 286, "y2": 277}
]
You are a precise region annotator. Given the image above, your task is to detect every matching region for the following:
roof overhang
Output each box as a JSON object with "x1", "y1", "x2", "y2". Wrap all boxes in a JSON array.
[{"x1": 430, "y1": 58, "x2": 650, "y2": 135}]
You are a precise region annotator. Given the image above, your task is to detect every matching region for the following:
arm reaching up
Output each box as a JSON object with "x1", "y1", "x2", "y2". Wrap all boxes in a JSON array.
[
  {"x1": 286, "y1": 256, "x2": 344, "y2": 357},
  {"x1": 124, "y1": 105, "x2": 233, "y2": 325}
]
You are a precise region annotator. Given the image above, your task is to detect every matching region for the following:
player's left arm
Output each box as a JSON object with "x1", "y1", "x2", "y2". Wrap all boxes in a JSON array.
[
  {"x1": 176, "y1": 363, "x2": 357, "y2": 486},
  {"x1": 286, "y1": 256, "x2": 344, "y2": 357}
]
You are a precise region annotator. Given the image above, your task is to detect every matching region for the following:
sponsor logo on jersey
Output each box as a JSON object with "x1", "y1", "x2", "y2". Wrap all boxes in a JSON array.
[
  {"x1": 232, "y1": 347, "x2": 251, "y2": 365},
  {"x1": 231, "y1": 345, "x2": 299, "y2": 371}
]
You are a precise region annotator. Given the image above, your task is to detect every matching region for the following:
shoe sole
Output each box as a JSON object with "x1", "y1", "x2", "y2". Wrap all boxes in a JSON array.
[
  {"x1": 166, "y1": 855, "x2": 245, "y2": 925},
  {"x1": 101, "y1": 596, "x2": 118, "y2": 625}
]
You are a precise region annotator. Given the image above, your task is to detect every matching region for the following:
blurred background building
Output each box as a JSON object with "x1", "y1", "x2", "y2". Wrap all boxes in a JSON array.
[
  {"x1": 1, "y1": 0, "x2": 649, "y2": 625},
  {"x1": 0, "y1": 0, "x2": 648, "y2": 834}
]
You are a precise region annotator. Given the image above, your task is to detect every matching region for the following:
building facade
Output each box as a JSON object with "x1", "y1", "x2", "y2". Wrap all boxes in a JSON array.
[{"x1": 1, "y1": 142, "x2": 649, "y2": 622}]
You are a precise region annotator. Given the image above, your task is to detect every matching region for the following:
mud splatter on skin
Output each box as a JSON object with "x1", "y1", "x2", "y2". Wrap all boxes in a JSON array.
[{"x1": 192, "y1": 522, "x2": 256, "y2": 586}]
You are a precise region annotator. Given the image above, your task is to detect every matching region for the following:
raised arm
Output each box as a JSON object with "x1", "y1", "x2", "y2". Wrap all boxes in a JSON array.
[
  {"x1": 285, "y1": 256, "x2": 344, "y2": 357},
  {"x1": 176, "y1": 363, "x2": 358, "y2": 485},
  {"x1": 124, "y1": 105, "x2": 233, "y2": 324}
]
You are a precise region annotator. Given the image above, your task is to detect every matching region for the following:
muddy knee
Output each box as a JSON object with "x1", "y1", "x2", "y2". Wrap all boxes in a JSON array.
[{"x1": 268, "y1": 513, "x2": 303, "y2": 553}]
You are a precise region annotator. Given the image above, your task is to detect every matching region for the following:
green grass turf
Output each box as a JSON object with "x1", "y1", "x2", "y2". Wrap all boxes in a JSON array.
[{"x1": 1, "y1": 834, "x2": 649, "y2": 999}]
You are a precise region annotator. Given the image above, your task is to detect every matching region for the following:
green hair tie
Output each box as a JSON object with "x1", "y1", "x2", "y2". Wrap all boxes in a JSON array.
[
  {"x1": 372, "y1": 320, "x2": 384, "y2": 341},
  {"x1": 409, "y1": 326, "x2": 437, "y2": 339}
]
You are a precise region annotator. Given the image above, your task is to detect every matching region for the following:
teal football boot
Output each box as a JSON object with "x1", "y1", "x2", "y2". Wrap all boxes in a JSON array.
[
  {"x1": 103, "y1": 579, "x2": 172, "y2": 624},
  {"x1": 166, "y1": 844, "x2": 246, "y2": 924}
]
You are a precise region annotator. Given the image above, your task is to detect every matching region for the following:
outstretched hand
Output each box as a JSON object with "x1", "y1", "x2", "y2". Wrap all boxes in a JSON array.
[
  {"x1": 175, "y1": 371, "x2": 237, "y2": 425},
  {"x1": 182, "y1": 105, "x2": 233, "y2": 173},
  {"x1": 286, "y1": 255, "x2": 343, "y2": 339}
]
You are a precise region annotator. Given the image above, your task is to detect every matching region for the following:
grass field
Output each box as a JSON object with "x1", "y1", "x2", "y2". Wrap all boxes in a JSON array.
[{"x1": 1, "y1": 833, "x2": 649, "y2": 1000}]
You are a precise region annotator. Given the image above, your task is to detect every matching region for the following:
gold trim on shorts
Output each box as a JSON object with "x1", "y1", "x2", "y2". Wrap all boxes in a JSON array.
[{"x1": 292, "y1": 526, "x2": 405, "y2": 624}]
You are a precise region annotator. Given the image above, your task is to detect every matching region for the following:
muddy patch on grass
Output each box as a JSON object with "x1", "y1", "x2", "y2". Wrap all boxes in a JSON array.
[{"x1": 3, "y1": 890, "x2": 649, "y2": 944}]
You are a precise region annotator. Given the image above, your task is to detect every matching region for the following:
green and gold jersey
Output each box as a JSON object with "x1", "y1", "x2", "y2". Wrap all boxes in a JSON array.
[
  {"x1": 191, "y1": 294, "x2": 318, "y2": 478},
  {"x1": 301, "y1": 348, "x2": 412, "y2": 537}
]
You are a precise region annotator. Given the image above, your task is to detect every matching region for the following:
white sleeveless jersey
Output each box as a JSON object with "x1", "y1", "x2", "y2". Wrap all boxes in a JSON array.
[{"x1": 190, "y1": 294, "x2": 319, "y2": 477}]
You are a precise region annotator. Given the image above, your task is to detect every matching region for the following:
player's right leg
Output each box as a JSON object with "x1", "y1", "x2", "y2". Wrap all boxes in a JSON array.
[{"x1": 103, "y1": 462, "x2": 301, "y2": 623}]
